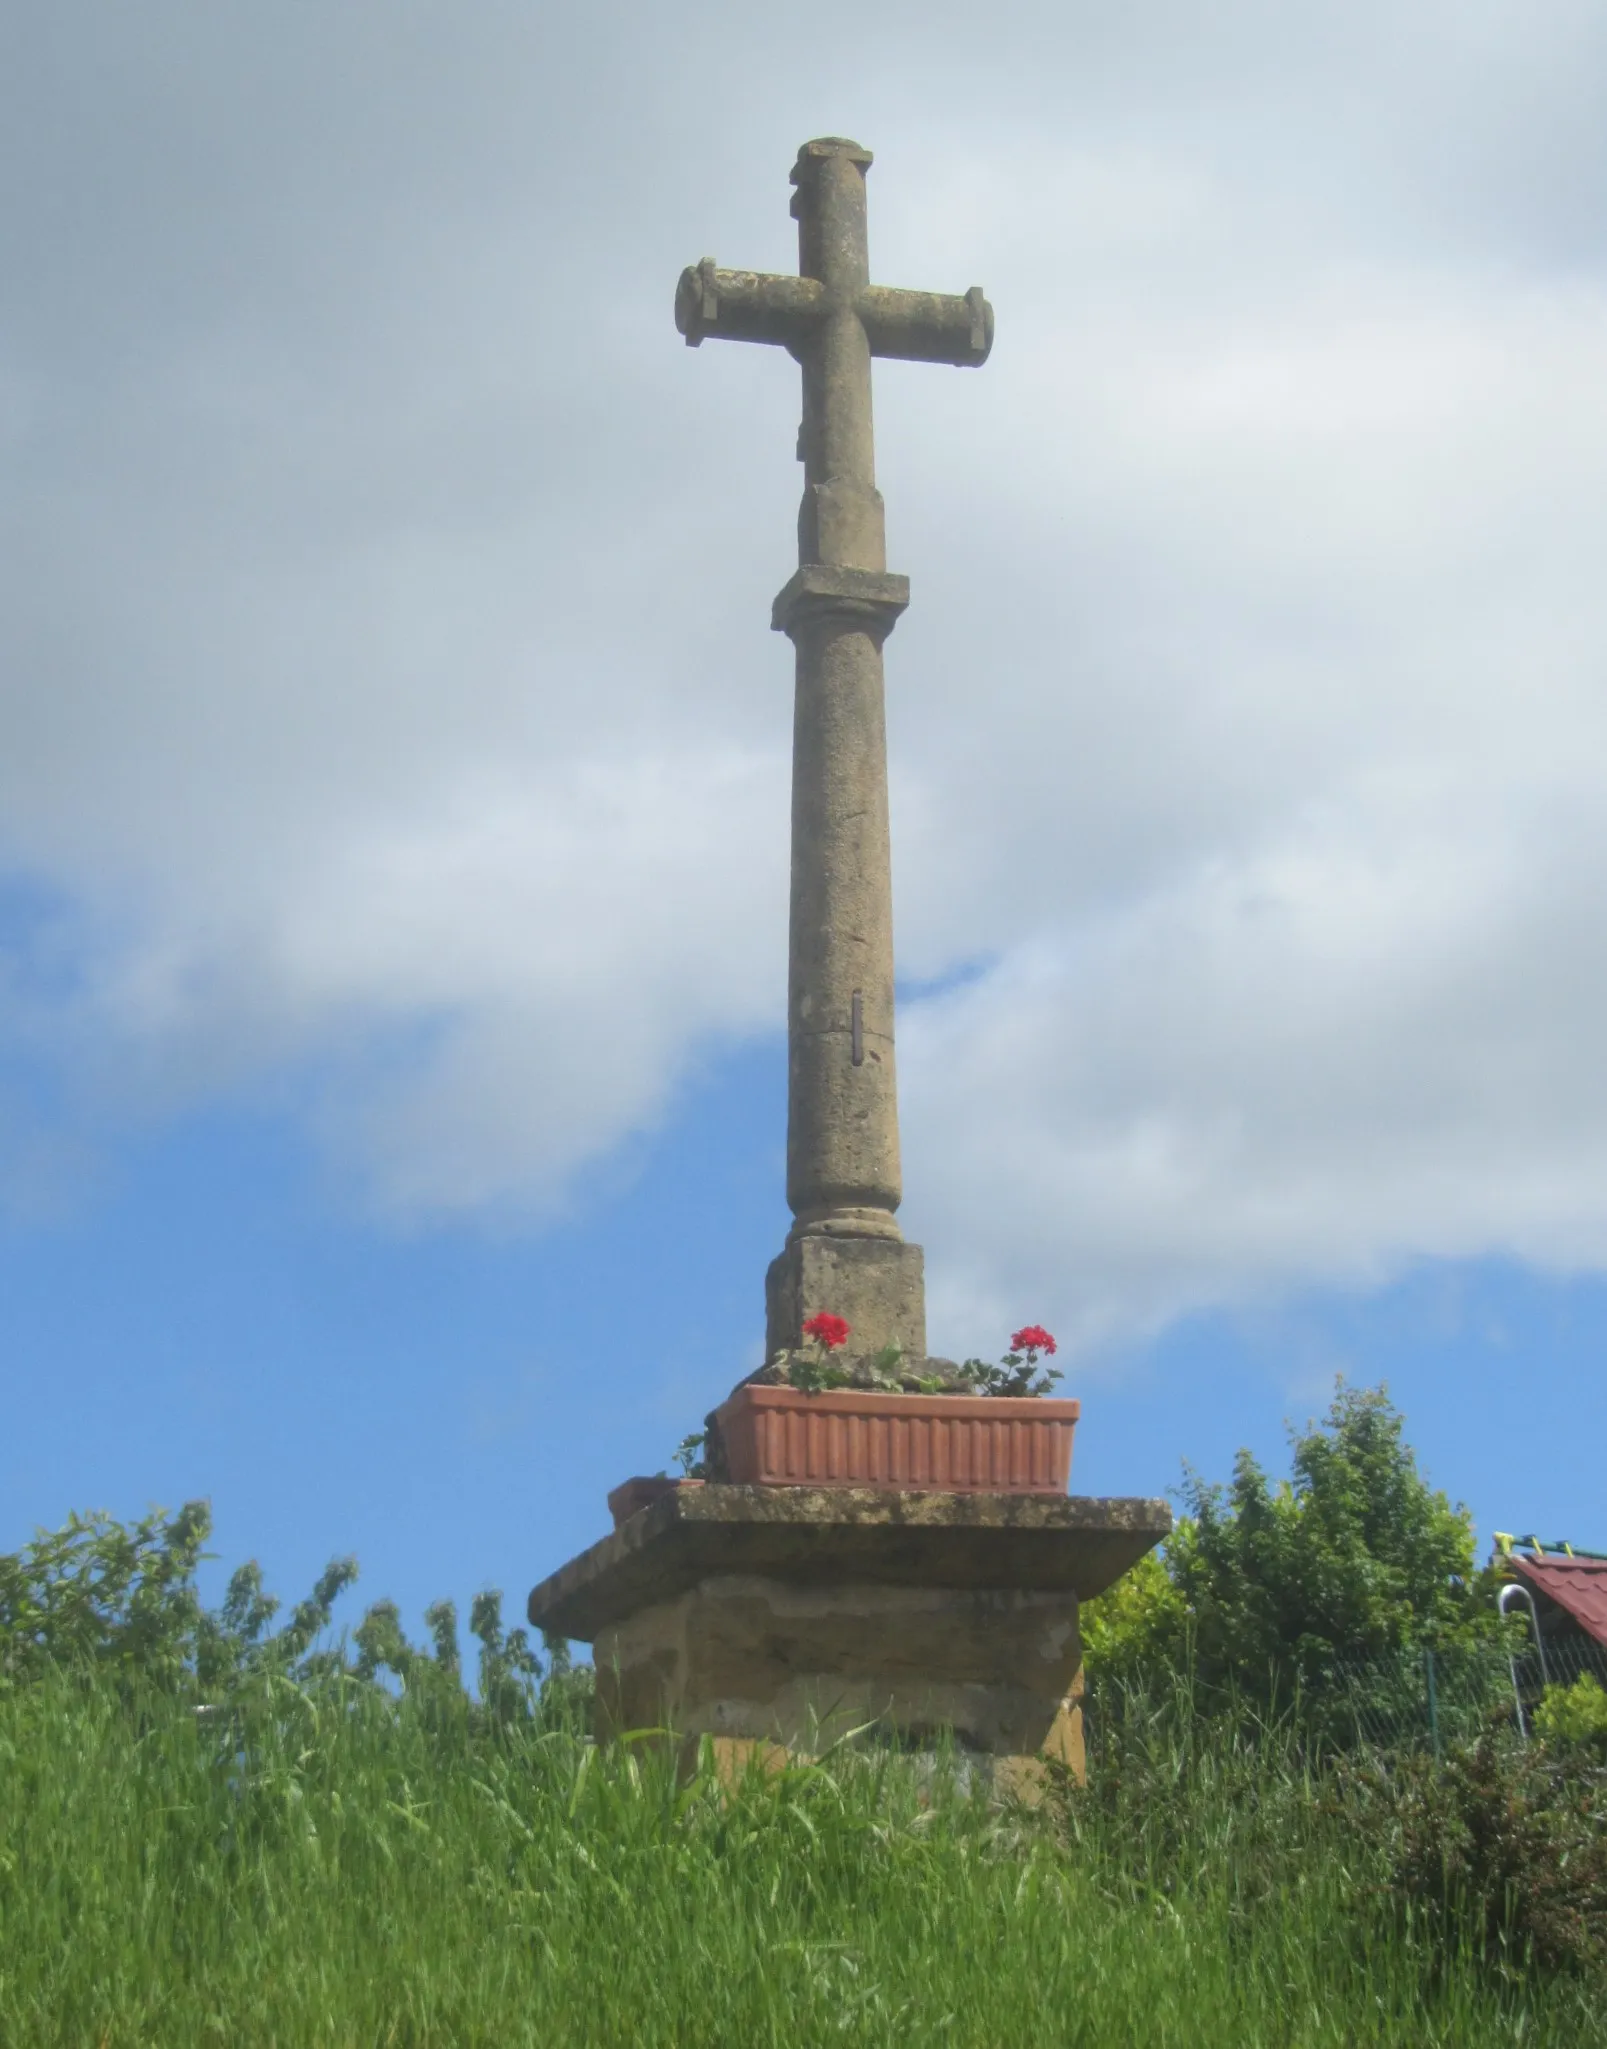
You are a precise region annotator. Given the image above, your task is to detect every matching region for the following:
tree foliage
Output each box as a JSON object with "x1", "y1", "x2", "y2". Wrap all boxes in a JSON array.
[
  {"x1": 1078, "y1": 1546, "x2": 1187, "y2": 1683},
  {"x1": 1084, "y1": 1382, "x2": 1502, "y2": 1702},
  {"x1": 0, "y1": 1499, "x2": 587, "y2": 1731}
]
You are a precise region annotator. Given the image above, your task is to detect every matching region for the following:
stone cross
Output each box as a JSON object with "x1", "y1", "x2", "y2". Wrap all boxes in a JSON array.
[{"x1": 676, "y1": 137, "x2": 992, "y2": 1365}]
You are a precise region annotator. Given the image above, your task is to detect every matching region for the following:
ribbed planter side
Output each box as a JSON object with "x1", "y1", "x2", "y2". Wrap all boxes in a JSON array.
[{"x1": 714, "y1": 1385, "x2": 1079, "y2": 1494}]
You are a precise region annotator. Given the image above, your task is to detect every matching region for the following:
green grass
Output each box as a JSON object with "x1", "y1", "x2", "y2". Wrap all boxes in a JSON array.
[{"x1": 0, "y1": 1669, "x2": 1599, "y2": 2046}]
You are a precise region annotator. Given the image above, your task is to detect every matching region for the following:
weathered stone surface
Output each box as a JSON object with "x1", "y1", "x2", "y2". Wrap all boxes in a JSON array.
[
  {"x1": 781, "y1": 601, "x2": 903, "y2": 1241},
  {"x1": 677, "y1": 139, "x2": 993, "y2": 1352},
  {"x1": 764, "y1": 1234, "x2": 926, "y2": 1362},
  {"x1": 593, "y1": 1575, "x2": 1085, "y2": 1772},
  {"x1": 527, "y1": 1484, "x2": 1170, "y2": 1643},
  {"x1": 769, "y1": 564, "x2": 908, "y2": 635}
]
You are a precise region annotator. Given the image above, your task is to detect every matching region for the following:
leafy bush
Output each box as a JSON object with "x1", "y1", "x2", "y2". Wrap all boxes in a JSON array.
[
  {"x1": 0, "y1": 1501, "x2": 586, "y2": 1732},
  {"x1": 1082, "y1": 1382, "x2": 1503, "y2": 1714},
  {"x1": 1079, "y1": 1546, "x2": 1189, "y2": 1691},
  {"x1": 0, "y1": 1502, "x2": 215, "y2": 1690},
  {"x1": 1535, "y1": 1673, "x2": 1607, "y2": 1757},
  {"x1": 1338, "y1": 1728, "x2": 1607, "y2": 1979}
]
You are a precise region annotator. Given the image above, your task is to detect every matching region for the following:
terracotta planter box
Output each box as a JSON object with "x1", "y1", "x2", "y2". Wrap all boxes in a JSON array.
[
  {"x1": 607, "y1": 1476, "x2": 704, "y2": 1528},
  {"x1": 713, "y1": 1383, "x2": 1079, "y2": 1495}
]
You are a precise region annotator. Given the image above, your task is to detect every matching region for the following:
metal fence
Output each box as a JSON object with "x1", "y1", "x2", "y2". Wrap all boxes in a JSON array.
[
  {"x1": 1084, "y1": 1639, "x2": 1607, "y2": 1761},
  {"x1": 1329, "y1": 1638, "x2": 1607, "y2": 1757}
]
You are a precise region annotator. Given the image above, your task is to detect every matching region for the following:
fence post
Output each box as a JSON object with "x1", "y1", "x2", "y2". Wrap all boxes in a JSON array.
[{"x1": 1424, "y1": 1644, "x2": 1441, "y2": 1762}]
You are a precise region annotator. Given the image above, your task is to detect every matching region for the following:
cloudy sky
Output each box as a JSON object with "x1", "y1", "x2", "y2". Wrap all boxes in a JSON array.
[{"x1": 4, "y1": 2, "x2": 1605, "y2": 1633}]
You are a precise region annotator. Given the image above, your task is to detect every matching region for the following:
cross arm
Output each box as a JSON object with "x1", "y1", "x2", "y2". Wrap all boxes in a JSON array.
[
  {"x1": 676, "y1": 258, "x2": 994, "y2": 368},
  {"x1": 859, "y1": 285, "x2": 993, "y2": 367},
  {"x1": 675, "y1": 260, "x2": 824, "y2": 349}
]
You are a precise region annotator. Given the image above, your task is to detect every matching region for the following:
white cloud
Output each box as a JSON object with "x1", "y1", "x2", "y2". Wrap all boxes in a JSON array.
[
  {"x1": 904, "y1": 775, "x2": 1607, "y2": 1353},
  {"x1": 891, "y1": 225, "x2": 1607, "y2": 1351},
  {"x1": 3, "y1": 2, "x2": 1607, "y2": 1346}
]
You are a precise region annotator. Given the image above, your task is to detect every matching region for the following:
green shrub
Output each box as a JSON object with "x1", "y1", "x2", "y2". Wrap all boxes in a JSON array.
[
  {"x1": 0, "y1": 1502, "x2": 213, "y2": 1690},
  {"x1": 1339, "y1": 1728, "x2": 1607, "y2": 1980},
  {"x1": 1534, "y1": 1673, "x2": 1607, "y2": 1756},
  {"x1": 1083, "y1": 1382, "x2": 1505, "y2": 1718},
  {"x1": 1177, "y1": 1383, "x2": 1501, "y2": 1696},
  {"x1": 1080, "y1": 1544, "x2": 1189, "y2": 1690},
  {"x1": 0, "y1": 1501, "x2": 583, "y2": 1732}
]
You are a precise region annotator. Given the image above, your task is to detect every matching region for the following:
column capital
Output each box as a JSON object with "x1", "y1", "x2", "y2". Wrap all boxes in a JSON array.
[
  {"x1": 792, "y1": 136, "x2": 874, "y2": 177},
  {"x1": 770, "y1": 564, "x2": 910, "y2": 638}
]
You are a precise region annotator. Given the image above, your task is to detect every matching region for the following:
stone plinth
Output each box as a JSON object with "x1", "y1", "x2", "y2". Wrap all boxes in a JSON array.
[
  {"x1": 528, "y1": 1486, "x2": 1170, "y2": 1782},
  {"x1": 764, "y1": 1234, "x2": 926, "y2": 1363}
]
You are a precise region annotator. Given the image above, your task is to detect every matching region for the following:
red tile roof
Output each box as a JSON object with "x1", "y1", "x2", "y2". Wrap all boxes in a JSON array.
[{"x1": 1508, "y1": 1553, "x2": 1607, "y2": 1648}]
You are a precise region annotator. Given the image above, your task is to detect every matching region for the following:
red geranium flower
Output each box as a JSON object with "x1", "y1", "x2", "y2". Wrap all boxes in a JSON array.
[
  {"x1": 802, "y1": 1312, "x2": 851, "y2": 1351},
  {"x1": 1010, "y1": 1324, "x2": 1057, "y2": 1356}
]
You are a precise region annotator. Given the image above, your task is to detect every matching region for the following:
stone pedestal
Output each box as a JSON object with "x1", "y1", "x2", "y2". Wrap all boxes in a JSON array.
[
  {"x1": 764, "y1": 1233, "x2": 926, "y2": 1362},
  {"x1": 528, "y1": 1485, "x2": 1170, "y2": 1786},
  {"x1": 594, "y1": 1577, "x2": 1086, "y2": 1775}
]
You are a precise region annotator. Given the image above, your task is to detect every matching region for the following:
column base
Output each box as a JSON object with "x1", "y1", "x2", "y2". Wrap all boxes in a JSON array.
[
  {"x1": 594, "y1": 1574, "x2": 1085, "y2": 1786},
  {"x1": 766, "y1": 1232, "x2": 926, "y2": 1362}
]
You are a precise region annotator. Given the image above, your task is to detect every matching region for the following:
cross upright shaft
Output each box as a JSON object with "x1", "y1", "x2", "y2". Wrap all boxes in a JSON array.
[{"x1": 677, "y1": 138, "x2": 992, "y2": 1364}]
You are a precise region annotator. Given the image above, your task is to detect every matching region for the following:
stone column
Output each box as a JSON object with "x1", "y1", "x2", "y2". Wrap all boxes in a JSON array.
[
  {"x1": 764, "y1": 140, "x2": 925, "y2": 1365},
  {"x1": 674, "y1": 142, "x2": 995, "y2": 1368},
  {"x1": 766, "y1": 568, "x2": 925, "y2": 1363}
]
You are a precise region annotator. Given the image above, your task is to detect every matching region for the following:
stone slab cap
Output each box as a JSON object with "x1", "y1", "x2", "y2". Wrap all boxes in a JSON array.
[
  {"x1": 771, "y1": 564, "x2": 910, "y2": 637},
  {"x1": 527, "y1": 1484, "x2": 1172, "y2": 1643}
]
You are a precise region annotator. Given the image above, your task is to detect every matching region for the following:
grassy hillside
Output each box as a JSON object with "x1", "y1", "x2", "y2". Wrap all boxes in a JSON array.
[{"x1": 1, "y1": 1662, "x2": 1600, "y2": 2048}]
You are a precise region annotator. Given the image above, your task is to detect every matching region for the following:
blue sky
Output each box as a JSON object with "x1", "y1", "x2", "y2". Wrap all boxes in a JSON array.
[{"x1": 5, "y1": 3, "x2": 1607, "y2": 1650}]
